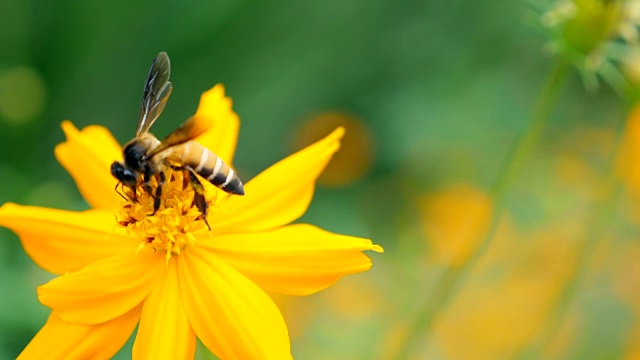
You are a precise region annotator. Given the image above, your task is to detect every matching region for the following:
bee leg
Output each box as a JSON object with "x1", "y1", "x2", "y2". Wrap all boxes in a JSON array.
[
  {"x1": 114, "y1": 183, "x2": 138, "y2": 202},
  {"x1": 168, "y1": 164, "x2": 189, "y2": 190},
  {"x1": 186, "y1": 167, "x2": 211, "y2": 231},
  {"x1": 152, "y1": 172, "x2": 166, "y2": 215},
  {"x1": 141, "y1": 170, "x2": 161, "y2": 215},
  {"x1": 114, "y1": 183, "x2": 128, "y2": 201},
  {"x1": 142, "y1": 171, "x2": 154, "y2": 196}
]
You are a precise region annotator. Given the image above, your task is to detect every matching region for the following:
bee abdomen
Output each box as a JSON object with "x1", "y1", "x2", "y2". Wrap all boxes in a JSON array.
[
  {"x1": 201, "y1": 155, "x2": 244, "y2": 195},
  {"x1": 175, "y1": 142, "x2": 244, "y2": 195}
]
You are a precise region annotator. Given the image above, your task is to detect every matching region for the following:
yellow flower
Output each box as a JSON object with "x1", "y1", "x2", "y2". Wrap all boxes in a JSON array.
[
  {"x1": 0, "y1": 84, "x2": 383, "y2": 359},
  {"x1": 417, "y1": 183, "x2": 492, "y2": 267}
]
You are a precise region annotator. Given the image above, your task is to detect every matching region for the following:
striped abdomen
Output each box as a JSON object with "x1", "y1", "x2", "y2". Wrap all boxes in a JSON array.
[{"x1": 166, "y1": 141, "x2": 244, "y2": 195}]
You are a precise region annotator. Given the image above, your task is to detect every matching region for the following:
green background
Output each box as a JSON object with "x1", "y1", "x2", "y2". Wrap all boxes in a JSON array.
[{"x1": 0, "y1": 0, "x2": 635, "y2": 359}]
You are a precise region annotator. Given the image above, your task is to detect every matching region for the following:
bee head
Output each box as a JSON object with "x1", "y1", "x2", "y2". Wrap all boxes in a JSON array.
[
  {"x1": 123, "y1": 140, "x2": 148, "y2": 171},
  {"x1": 110, "y1": 161, "x2": 139, "y2": 187}
]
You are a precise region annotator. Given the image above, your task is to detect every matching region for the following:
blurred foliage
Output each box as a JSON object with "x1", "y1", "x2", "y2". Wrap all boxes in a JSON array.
[{"x1": 2, "y1": 0, "x2": 640, "y2": 359}]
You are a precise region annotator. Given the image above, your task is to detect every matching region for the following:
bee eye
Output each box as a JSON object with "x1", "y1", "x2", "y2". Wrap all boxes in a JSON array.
[
  {"x1": 110, "y1": 162, "x2": 123, "y2": 177},
  {"x1": 123, "y1": 170, "x2": 136, "y2": 182},
  {"x1": 110, "y1": 162, "x2": 138, "y2": 186}
]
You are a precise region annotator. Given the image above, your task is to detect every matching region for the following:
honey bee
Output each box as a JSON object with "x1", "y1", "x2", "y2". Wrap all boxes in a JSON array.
[{"x1": 110, "y1": 52, "x2": 244, "y2": 225}]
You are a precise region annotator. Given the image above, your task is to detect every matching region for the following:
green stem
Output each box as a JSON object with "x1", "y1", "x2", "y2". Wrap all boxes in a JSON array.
[
  {"x1": 394, "y1": 60, "x2": 569, "y2": 358},
  {"x1": 518, "y1": 105, "x2": 628, "y2": 359}
]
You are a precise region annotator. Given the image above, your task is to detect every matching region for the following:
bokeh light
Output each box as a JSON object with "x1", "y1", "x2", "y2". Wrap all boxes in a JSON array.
[
  {"x1": 0, "y1": 66, "x2": 46, "y2": 125},
  {"x1": 293, "y1": 112, "x2": 373, "y2": 187}
]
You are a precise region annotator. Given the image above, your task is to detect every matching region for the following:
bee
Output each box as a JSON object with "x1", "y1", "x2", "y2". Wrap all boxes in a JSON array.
[{"x1": 110, "y1": 52, "x2": 244, "y2": 226}]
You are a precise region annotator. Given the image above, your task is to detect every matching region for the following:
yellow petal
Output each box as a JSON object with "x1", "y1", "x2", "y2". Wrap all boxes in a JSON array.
[
  {"x1": 18, "y1": 307, "x2": 140, "y2": 360},
  {"x1": 133, "y1": 259, "x2": 195, "y2": 360},
  {"x1": 54, "y1": 121, "x2": 122, "y2": 210},
  {"x1": 194, "y1": 84, "x2": 239, "y2": 165},
  {"x1": 38, "y1": 251, "x2": 164, "y2": 325},
  {"x1": 198, "y1": 224, "x2": 383, "y2": 295},
  {"x1": 211, "y1": 127, "x2": 344, "y2": 234},
  {"x1": 0, "y1": 203, "x2": 137, "y2": 274},
  {"x1": 178, "y1": 248, "x2": 292, "y2": 359}
]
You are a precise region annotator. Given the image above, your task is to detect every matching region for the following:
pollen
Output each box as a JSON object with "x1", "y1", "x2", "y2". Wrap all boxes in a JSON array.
[{"x1": 115, "y1": 170, "x2": 214, "y2": 263}]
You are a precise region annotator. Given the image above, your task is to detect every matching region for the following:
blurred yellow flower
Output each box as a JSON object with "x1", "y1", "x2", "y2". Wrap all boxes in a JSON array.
[
  {"x1": 618, "y1": 105, "x2": 640, "y2": 197},
  {"x1": 0, "y1": 85, "x2": 382, "y2": 359},
  {"x1": 293, "y1": 111, "x2": 374, "y2": 187},
  {"x1": 418, "y1": 183, "x2": 492, "y2": 267},
  {"x1": 612, "y1": 242, "x2": 640, "y2": 358},
  {"x1": 434, "y1": 227, "x2": 578, "y2": 359}
]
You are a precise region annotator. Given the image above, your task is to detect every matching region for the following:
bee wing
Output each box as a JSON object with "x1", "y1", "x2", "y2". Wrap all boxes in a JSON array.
[
  {"x1": 145, "y1": 115, "x2": 213, "y2": 158},
  {"x1": 136, "y1": 52, "x2": 173, "y2": 136}
]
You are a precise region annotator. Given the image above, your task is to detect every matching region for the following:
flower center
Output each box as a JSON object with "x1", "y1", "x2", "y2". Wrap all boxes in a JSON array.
[{"x1": 116, "y1": 170, "x2": 215, "y2": 262}]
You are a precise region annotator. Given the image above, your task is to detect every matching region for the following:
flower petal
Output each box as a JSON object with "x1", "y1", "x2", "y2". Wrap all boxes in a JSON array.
[
  {"x1": 38, "y1": 251, "x2": 164, "y2": 325},
  {"x1": 198, "y1": 224, "x2": 383, "y2": 296},
  {"x1": 211, "y1": 127, "x2": 344, "y2": 234},
  {"x1": 54, "y1": 121, "x2": 122, "y2": 210},
  {"x1": 178, "y1": 248, "x2": 291, "y2": 359},
  {"x1": 133, "y1": 259, "x2": 195, "y2": 360},
  {"x1": 0, "y1": 203, "x2": 137, "y2": 274},
  {"x1": 18, "y1": 307, "x2": 140, "y2": 360},
  {"x1": 194, "y1": 84, "x2": 239, "y2": 165}
]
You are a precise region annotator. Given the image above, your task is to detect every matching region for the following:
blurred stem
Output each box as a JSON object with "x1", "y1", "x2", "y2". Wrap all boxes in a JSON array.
[
  {"x1": 519, "y1": 106, "x2": 628, "y2": 359},
  {"x1": 491, "y1": 61, "x2": 568, "y2": 201},
  {"x1": 395, "y1": 60, "x2": 569, "y2": 358}
]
